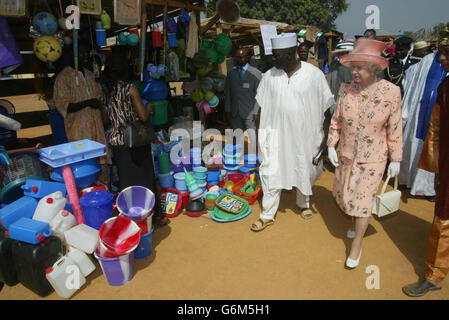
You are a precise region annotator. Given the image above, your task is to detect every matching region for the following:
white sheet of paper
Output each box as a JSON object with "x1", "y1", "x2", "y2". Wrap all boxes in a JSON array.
[{"x1": 260, "y1": 24, "x2": 278, "y2": 56}]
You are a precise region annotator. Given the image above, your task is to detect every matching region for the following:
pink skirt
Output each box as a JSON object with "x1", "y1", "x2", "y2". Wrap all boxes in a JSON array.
[{"x1": 333, "y1": 157, "x2": 387, "y2": 217}]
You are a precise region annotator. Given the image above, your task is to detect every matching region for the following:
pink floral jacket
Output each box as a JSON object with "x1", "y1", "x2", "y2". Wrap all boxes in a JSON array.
[{"x1": 327, "y1": 80, "x2": 403, "y2": 163}]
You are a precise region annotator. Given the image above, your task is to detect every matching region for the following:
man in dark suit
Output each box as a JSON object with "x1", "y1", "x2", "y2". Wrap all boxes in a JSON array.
[
  {"x1": 385, "y1": 36, "x2": 421, "y2": 95},
  {"x1": 225, "y1": 48, "x2": 262, "y2": 130}
]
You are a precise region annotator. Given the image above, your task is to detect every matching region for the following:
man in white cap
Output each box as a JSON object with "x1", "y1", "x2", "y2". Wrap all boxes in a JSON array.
[
  {"x1": 251, "y1": 33, "x2": 335, "y2": 231},
  {"x1": 327, "y1": 40, "x2": 354, "y2": 103},
  {"x1": 413, "y1": 41, "x2": 431, "y2": 58}
]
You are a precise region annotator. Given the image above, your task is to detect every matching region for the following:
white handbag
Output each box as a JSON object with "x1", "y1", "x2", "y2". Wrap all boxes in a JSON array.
[{"x1": 372, "y1": 175, "x2": 401, "y2": 217}]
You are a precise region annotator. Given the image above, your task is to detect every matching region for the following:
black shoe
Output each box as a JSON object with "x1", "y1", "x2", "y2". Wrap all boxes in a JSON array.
[
  {"x1": 427, "y1": 196, "x2": 436, "y2": 202},
  {"x1": 402, "y1": 280, "x2": 442, "y2": 297}
]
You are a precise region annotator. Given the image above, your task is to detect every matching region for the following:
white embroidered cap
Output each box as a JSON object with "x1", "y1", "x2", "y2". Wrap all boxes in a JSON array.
[{"x1": 271, "y1": 33, "x2": 297, "y2": 50}]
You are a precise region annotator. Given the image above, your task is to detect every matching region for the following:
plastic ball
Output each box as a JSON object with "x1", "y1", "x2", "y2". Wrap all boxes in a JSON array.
[
  {"x1": 33, "y1": 36, "x2": 62, "y2": 62},
  {"x1": 32, "y1": 12, "x2": 58, "y2": 35}
]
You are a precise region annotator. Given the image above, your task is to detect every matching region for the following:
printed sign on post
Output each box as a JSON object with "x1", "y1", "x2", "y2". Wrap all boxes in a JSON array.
[{"x1": 260, "y1": 24, "x2": 278, "y2": 55}]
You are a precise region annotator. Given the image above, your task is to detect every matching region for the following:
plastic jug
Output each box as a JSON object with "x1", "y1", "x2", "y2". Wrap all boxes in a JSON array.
[
  {"x1": 8, "y1": 217, "x2": 52, "y2": 245},
  {"x1": 11, "y1": 236, "x2": 65, "y2": 297},
  {"x1": 45, "y1": 255, "x2": 86, "y2": 299},
  {"x1": 49, "y1": 210, "x2": 77, "y2": 242},
  {"x1": 33, "y1": 191, "x2": 67, "y2": 223},
  {"x1": 21, "y1": 180, "x2": 67, "y2": 199},
  {"x1": 66, "y1": 247, "x2": 96, "y2": 277},
  {"x1": 0, "y1": 226, "x2": 19, "y2": 287},
  {"x1": 0, "y1": 196, "x2": 38, "y2": 229},
  {"x1": 64, "y1": 224, "x2": 99, "y2": 254}
]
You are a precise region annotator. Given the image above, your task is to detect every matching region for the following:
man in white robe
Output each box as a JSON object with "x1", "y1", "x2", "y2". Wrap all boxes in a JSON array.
[
  {"x1": 399, "y1": 52, "x2": 448, "y2": 197},
  {"x1": 251, "y1": 33, "x2": 335, "y2": 231}
]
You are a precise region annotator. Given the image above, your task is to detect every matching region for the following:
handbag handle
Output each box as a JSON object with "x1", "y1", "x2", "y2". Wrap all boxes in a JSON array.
[{"x1": 380, "y1": 175, "x2": 398, "y2": 195}]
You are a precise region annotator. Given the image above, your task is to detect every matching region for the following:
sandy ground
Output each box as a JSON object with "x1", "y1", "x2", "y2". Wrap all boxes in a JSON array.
[{"x1": 1, "y1": 165, "x2": 447, "y2": 300}]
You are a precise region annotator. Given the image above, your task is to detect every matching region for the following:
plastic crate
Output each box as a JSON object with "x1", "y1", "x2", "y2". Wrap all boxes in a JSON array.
[
  {"x1": 232, "y1": 178, "x2": 262, "y2": 205},
  {"x1": 38, "y1": 139, "x2": 106, "y2": 168}
]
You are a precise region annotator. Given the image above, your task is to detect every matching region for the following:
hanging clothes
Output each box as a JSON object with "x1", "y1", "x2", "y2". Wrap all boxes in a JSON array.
[
  {"x1": 185, "y1": 11, "x2": 199, "y2": 59},
  {"x1": 399, "y1": 53, "x2": 448, "y2": 196}
]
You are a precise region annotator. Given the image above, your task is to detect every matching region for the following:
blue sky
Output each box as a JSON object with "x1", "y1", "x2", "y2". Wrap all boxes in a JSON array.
[{"x1": 335, "y1": 0, "x2": 449, "y2": 37}]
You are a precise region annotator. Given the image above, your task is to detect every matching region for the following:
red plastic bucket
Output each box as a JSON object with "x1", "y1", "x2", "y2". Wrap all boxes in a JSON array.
[{"x1": 98, "y1": 216, "x2": 141, "y2": 258}]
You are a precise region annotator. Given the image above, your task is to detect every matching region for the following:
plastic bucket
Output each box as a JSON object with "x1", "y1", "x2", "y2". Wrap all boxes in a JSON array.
[
  {"x1": 98, "y1": 216, "x2": 141, "y2": 257},
  {"x1": 193, "y1": 166, "x2": 207, "y2": 179},
  {"x1": 158, "y1": 173, "x2": 174, "y2": 189},
  {"x1": 94, "y1": 250, "x2": 135, "y2": 286},
  {"x1": 79, "y1": 190, "x2": 114, "y2": 230},
  {"x1": 174, "y1": 173, "x2": 187, "y2": 192},
  {"x1": 116, "y1": 186, "x2": 156, "y2": 221},
  {"x1": 134, "y1": 227, "x2": 154, "y2": 259},
  {"x1": 135, "y1": 213, "x2": 153, "y2": 234}
]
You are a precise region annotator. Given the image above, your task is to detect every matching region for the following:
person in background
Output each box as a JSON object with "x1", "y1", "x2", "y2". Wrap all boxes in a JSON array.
[
  {"x1": 402, "y1": 28, "x2": 449, "y2": 297},
  {"x1": 298, "y1": 41, "x2": 319, "y2": 67},
  {"x1": 413, "y1": 41, "x2": 432, "y2": 58},
  {"x1": 53, "y1": 39, "x2": 111, "y2": 185},
  {"x1": 101, "y1": 52, "x2": 168, "y2": 227},
  {"x1": 327, "y1": 38, "x2": 403, "y2": 269},
  {"x1": 363, "y1": 29, "x2": 377, "y2": 40},
  {"x1": 385, "y1": 36, "x2": 421, "y2": 95},
  {"x1": 251, "y1": 33, "x2": 335, "y2": 231},
  {"x1": 225, "y1": 48, "x2": 262, "y2": 131},
  {"x1": 327, "y1": 41, "x2": 354, "y2": 104}
]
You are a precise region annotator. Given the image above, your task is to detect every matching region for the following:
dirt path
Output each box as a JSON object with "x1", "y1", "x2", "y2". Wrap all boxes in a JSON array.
[{"x1": 1, "y1": 167, "x2": 447, "y2": 300}]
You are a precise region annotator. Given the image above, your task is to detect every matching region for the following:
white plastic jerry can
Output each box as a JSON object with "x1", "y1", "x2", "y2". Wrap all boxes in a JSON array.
[
  {"x1": 49, "y1": 210, "x2": 77, "y2": 242},
  {"x1": 45, "y1": 255, "x2": 86, "y2": 299},
  {"x1": 33, "y1": 191, "x2": 67, "y2": 223},
  {"x1": 64, "y1": 224, "x2": 99, "y2": 254},
  {"x1": 66, "y1": 247, "x2": 96, "y2": 277}
]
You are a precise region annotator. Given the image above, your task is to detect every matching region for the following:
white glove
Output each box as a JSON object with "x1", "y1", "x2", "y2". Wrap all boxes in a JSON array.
[
  {"x1": 387, "y1": 161, "x2": 400, "y2": 177},
  {"x1": 327, "y1": 146, "x2": 339, "y2": 168}
]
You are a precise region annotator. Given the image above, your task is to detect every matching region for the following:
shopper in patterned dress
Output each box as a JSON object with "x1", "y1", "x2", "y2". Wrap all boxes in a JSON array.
[
  {"x1": 102, "y1": 52, "x2": 168, "y2": 227},
  {"x1": 327, "y1": 39, "x2": 403, "y2": 269}
]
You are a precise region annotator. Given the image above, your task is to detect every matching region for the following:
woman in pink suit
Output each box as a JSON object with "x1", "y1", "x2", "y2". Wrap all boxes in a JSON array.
[{"x1": 327, "y1": 38, "x2": 403, "y2": 269}]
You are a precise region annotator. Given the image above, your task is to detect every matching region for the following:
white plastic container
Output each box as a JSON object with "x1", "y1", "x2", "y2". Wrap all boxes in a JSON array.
[
  {"x1": 33, "y1": 191, "x2": 67, "y2": 223},
  {"x1": 66, "y1": 247, "x2": 96, "y2": 277},
  {"x1": 64, "y1": 224, "x2": 99, "y2": 254},
  {"x1": 45, "y1": 255, "x2": 86, "y2": 299},
  {"x1": 49, "y1": 210, "x2": 77, "y2": 242}
]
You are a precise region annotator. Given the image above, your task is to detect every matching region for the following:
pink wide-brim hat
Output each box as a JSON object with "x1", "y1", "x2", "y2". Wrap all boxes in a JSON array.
[{"x1": 339, "y1": 38, "x2": 389, "y2": 70}]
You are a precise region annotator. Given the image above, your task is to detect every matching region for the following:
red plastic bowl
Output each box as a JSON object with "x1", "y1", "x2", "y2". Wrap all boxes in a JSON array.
[{"x1": 98, "y1": 216, "x2": 141, "y2": 256}]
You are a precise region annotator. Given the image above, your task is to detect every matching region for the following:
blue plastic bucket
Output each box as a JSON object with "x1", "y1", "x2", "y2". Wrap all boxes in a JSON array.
[
  {"x1": 79, "y1": 190, "x2": 114, "y2": 230},
  {"x1": 134, "y1": 227, "x2": 154, "y2": 259},
  {"x1": 158, "y1": 173, "x2": 174, "y2": 189}
]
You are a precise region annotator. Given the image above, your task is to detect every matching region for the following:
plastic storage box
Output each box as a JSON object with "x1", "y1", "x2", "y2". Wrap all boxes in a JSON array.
[{"x1": 64, "y1": 224, "x2": 99, "y2": 254}]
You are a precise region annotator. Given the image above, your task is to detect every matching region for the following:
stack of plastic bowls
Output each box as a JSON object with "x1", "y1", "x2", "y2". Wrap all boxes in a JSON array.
[
  {"x1": 205, "y1": 192, "x2": 219, "y2": 210},
  {"x1": 174, "y1": 172, "x2": 188, "y2": 192},
  {"x1": 206, "y1": 169, "x2": 221, "y2": 186},
  {"x1": 223, "y1": 144, "x2": 243, "y2": 171}
]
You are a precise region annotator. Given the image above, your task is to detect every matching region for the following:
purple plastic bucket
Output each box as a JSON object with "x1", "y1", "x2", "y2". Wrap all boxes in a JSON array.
[
  {"x1": 116, "y1": 186, "x2": 155, "y2": 221},
  {"x1": 94, "y1": 249, "x2": 135, "y2": 286}
]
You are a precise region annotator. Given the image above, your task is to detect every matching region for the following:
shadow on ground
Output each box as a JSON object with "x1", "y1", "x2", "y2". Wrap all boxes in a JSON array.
[{"x1": 313, "y1": 185, "x2": 432, "y2": 277}]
